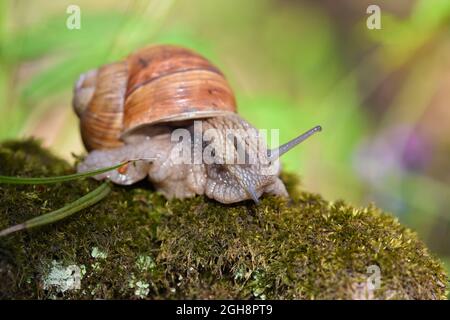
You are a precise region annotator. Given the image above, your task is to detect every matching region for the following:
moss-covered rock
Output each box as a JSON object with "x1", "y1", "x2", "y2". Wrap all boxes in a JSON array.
[{"x1": 0, "y1": 139, "x2": 447, "y2": 299}]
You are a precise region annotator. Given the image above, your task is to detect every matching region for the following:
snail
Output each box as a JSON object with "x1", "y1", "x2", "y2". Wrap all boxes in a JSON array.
[{"x1": 74, "y1": 45, "x2": 321, "y2": 204}]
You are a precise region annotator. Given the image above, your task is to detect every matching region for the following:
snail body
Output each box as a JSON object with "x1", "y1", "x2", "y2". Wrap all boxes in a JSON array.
[{"x1": 75, "y1": 45, "x2": 320, "y2": 204}]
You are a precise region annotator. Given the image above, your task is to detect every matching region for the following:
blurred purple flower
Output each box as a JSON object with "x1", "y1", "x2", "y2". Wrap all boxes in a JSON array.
[
  {"x1": 353, "y1": 125, "x2": 430, "y2": 186},
  {"x1": 402, "y1": 131, "x2": 430, "y2": 171}
]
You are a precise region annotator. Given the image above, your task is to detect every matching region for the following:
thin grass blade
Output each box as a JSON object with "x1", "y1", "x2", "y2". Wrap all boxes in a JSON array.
[{"x1": 0, "y1": 160, "x2": 143, "y2": 184}]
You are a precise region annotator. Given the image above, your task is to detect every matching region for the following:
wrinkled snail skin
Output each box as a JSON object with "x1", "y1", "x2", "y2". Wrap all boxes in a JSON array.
[
  {"x1": 78, "y1": 114, "x2": 288, "y2": 204},
  {"x1": 74, "y1": 45, "x2": 317, "y2": 204}
]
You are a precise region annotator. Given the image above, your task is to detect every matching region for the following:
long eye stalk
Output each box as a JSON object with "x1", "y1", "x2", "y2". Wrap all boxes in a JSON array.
[{"x1": 268, "y1": 125, "x2": 322, "y2": 161}]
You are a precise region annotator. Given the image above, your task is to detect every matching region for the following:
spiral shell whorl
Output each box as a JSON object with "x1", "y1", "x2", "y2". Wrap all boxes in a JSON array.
[{"x1": 74, "y1": 45, "x2": 237, "y2": 150}]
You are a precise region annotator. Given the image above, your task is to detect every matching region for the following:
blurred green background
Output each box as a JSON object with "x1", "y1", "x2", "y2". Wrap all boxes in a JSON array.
[{"x1": 1, "y1": 0, "x2": 450, "y2": 274}]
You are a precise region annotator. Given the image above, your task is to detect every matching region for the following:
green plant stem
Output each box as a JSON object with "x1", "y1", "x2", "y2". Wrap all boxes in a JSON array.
[{"x1": 0, "y1": 160, "x2": 134, "y2": 184}]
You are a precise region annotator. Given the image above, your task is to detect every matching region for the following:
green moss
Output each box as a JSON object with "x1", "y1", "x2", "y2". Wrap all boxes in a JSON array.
[{"x1": 0, "y1": 139, "x2": 447, "y2": 299}]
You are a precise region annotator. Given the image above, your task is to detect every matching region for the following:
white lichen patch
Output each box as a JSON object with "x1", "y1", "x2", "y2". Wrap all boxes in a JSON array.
[
  {"x1": 42, "y1": 260, "x2": 86, "y2": 293},
  {"x1": 134, "y1": 281, "x2": 150, "y2": 298},
  {"x1": 136, "y1": 255, "x2": 156, "y2": 272},
  {"x1": 250, "y1": 269, "x2": 269, "y2": 299},
  {"x1": 91, "y1": 262, "x2": 101, "y2": 271},
  {"x1": 234, "y1": 266, "x2": 251, "y2": 281},
  {"x1": 80, "y1": 265, "x2": 87, "y2": 276},
  {"x1": 128, "y1": 274, "x2": 150, "y2": 299},
  {"x1": 91, "y1": 247, "x2": 108, "y2": 259}
]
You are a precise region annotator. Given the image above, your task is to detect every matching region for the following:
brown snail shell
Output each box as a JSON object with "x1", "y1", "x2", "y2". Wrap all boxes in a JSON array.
[{"x1": 74, "y1": 45, "x2": 237, "y2": 151}]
